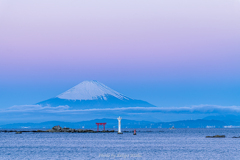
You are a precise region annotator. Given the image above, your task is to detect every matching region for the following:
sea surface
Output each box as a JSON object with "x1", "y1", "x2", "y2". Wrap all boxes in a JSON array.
[{"x1": 1, "y1": 128, "x2": 240, "y2": 160}]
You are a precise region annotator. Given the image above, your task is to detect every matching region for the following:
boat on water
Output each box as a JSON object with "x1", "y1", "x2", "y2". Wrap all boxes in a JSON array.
[{"x1": 169, "y1": 126, "x2": 176, "y2": 130}]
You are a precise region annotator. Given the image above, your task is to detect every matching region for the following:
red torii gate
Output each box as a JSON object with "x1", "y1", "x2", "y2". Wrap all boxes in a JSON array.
[{"x1": 96, "y1": 123, "x2": 106, "y2": 131}]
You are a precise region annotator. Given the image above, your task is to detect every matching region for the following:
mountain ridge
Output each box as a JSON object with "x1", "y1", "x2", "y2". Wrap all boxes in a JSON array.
[{"x1": 1, "y1": 119, "x2": 238, "y2": 129}]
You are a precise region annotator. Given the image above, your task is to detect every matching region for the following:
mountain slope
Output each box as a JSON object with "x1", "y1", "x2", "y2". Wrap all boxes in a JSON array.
[
  {"x1": 57, "y1": 80, "x2": 128, "y2": 101},
  {"x1": 37, "y1": 80, "x2": 155, "y2": 109}
]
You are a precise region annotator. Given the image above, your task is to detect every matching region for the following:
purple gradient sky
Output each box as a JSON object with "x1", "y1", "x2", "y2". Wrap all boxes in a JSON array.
[{"x1": 1, "y1": 0, "x2": 240, "y2": 108}]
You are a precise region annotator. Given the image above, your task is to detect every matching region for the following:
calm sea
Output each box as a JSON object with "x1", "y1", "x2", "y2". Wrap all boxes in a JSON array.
[{"x1": 0, "y1": 128, "x2": 240, "y2": 160}]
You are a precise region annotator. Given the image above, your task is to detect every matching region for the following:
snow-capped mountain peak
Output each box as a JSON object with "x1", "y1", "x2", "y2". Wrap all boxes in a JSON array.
[
  {"x1": 57, "y1": 80, "x2": 128, "y2": 101},
  {"x1": 38, "y1": 80, "x2": 155, "y2": 108}
]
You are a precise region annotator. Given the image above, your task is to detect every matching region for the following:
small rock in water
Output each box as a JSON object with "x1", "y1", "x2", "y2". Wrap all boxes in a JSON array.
[
  {"x1": 52, "y1": 125, "x2": 62, "y2": 132},
  {"x1": 15, "y1": 131, "x2": 22, "y2": 134},
  {"x1": 206, "y1": 135, "x2": 225, "y2": 138}
]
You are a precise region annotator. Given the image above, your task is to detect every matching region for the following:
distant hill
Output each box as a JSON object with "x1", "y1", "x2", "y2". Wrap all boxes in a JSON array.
[
  {"x1": 203, "y1": 115, "x2": 240, "y2": 127},
  {"x1": 153, "y1": 119, "x2": 228, "y2": 128},
  {"x1": 0, "y1": 119, "x2": 152, "y2": 129},
  {"x1": 204, "y1": 115, "x2": 240, "y2": 122},
  {"x1": 1, "y1": 118, "x2": 238, "y2": 129}
]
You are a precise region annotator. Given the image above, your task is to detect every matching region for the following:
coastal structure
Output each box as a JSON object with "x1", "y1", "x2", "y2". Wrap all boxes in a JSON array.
[
  {"x1": 117, "y1": 116, "x2": 123, "y2": 134},
  {"x1": 96, "y1": 123, "x2": 106, "y2": 131}
]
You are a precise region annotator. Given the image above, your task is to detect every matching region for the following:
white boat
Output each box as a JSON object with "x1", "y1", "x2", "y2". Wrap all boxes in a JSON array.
[{"x1": 169, "y1": 126, "x2": 176, "y2": 130}]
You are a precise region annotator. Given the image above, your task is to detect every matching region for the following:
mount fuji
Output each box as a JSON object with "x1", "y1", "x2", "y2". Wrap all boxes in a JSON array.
[{"x1": 37, "y1": 80, "x2": 155, "y2": 109}]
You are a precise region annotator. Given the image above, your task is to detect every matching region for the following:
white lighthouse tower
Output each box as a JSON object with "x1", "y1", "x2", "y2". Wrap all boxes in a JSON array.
[{"x1": 117, "y1": 116, "x2": 123, "y2": 134}]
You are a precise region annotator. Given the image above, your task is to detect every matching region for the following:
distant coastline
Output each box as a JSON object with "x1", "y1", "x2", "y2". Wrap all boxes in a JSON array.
[{"x1": 1, "y1": 118, "x2": 240, "y2": 129}]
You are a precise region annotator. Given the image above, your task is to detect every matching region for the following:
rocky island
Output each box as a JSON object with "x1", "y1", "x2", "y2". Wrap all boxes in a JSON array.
[
  {"x1": 206, "y1": 135, "x2": 225, "y2": 138},
  {"x1": 0, "y1": 125, "x2": 115, "y2": 133}
]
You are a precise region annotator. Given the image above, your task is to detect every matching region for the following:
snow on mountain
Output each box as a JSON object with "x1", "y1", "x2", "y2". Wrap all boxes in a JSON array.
[
  {"x1": 57, "y1": 80, "x2": 128, "y2": 101},
  {"x1": 37, "y1": 80, "x2": 155, "y2": 109}
]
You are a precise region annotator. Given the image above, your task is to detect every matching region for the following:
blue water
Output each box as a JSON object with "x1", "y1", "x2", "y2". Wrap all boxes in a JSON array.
[{"x1": 1, "y1": 128, "x2": 240, "y2": 160}]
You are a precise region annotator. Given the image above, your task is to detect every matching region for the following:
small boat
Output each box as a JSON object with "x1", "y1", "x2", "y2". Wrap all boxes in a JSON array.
[{"x1": 169, "y1": 126, "x2": 176, "y2": 130}]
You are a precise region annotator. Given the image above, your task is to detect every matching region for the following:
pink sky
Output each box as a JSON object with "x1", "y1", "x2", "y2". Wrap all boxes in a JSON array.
[{"x1": 0, "y1": 0, "x2": 240, "y2": 107}]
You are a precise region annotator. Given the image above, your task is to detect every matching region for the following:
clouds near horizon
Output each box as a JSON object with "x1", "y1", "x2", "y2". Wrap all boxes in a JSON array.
[
  {"x1": 1, "y1": 104, "x2": 240, "y2": 123},
  {"x1": 3, "y1": 104, "x2": 240, "y2": 115}
]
